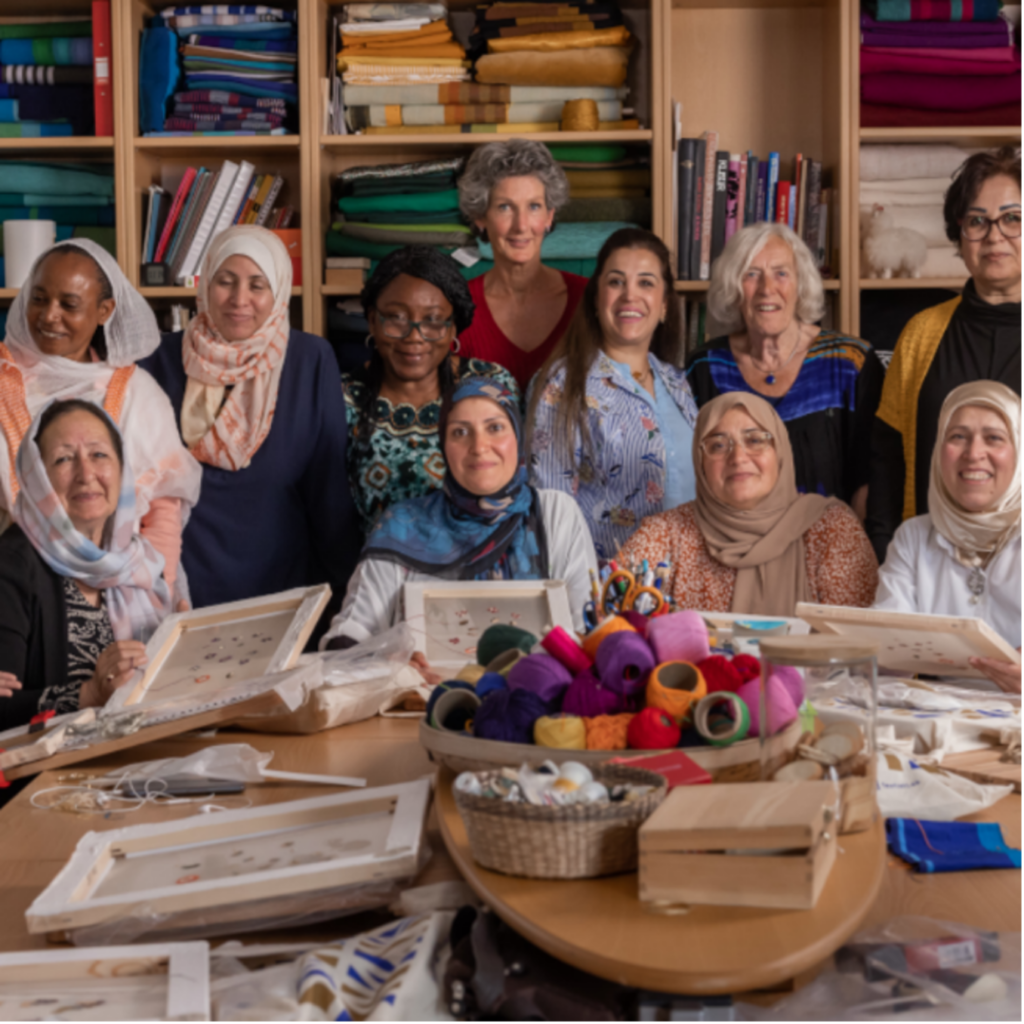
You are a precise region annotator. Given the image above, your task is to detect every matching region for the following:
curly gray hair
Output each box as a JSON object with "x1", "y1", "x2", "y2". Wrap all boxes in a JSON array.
[
  {"x1": 458, "y1": 139, "x2": 570, "y2": 227},
  {"x1": 707, "y1": 222, "x2": 825, "y2": 334}
]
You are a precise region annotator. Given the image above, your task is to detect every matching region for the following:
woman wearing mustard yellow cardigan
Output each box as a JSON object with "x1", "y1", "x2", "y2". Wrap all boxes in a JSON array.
[{"x1": 866, "y1": 147, "x2": 1021, "y2": 563}]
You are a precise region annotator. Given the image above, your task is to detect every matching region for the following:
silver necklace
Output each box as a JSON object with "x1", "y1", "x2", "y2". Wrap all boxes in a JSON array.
[{"x1": 967, "y1": 565, "x2": 985, "y2": 605}]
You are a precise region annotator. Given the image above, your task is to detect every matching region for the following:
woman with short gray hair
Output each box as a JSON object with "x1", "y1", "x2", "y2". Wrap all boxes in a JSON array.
[
  {"x1": 456, "y1": 139, "x2": 588, "y2": 389},
  {"x1": 686, "y1": 222, "x2": 884, "y2": 518}
]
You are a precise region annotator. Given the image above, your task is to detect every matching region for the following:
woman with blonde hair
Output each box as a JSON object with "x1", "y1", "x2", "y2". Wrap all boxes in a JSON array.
[{"x1": 686, "y1": 222, "x2": 883, "y2": 518}]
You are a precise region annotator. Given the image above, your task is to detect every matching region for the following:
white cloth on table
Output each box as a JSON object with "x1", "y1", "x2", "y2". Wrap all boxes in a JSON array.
[
  {"x1": 859, "y1": 144, "x2": 978, "y2": 182},
  {"x1": 322, "y1": 489, "x2": 599, "y2": 646},
  {"x1": 874, "y1": 513, "x2": 1022, "y2": 648}
]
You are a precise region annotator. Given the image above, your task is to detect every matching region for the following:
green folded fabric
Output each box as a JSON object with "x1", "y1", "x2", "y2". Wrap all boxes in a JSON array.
[
  {"x1": 348, "y1": 173, "x2": 457, "y2": 196},
  {"x1": 560, "y1": 197, "x2": 652, "y2": 224},
  {"x1": 331, "y1": 221, "x2": 467, "y2": 233},
  {"x1": 0, "y1": 194, "x2": 113, "y2": 207},
  {"x1": 337, "y1": 188, "x2": 461, "y2": 215},
  {"x1": 343, "y1": 208, "x2": 466, "y2": 225},
  {"x1": 72, "y1": 226, "x2": 116, "y2": 256},
  {"x1": 0, "y1": 22, "x2": 93, "y2": 39},
  {"x1": 0, "y1": 162, "x2": 114, "y2": 197},
  {"x1": 326, "y1": 232, "x2": 456, "y2": 260},
  {"x1": 546, "y1": 144, "x2": 628, "y2": 163},
  {"x1": 335, "y1": 223, "x2": 471, "y2": 246}
]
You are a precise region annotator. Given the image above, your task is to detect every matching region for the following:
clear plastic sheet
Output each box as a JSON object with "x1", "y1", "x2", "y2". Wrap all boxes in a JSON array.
[
  {"x1": 737, "y1": 917, "x2": 1021, "y2": 1021},
  {"x1": 96, "y1": 744, "x2": 272, "y2": 786}
]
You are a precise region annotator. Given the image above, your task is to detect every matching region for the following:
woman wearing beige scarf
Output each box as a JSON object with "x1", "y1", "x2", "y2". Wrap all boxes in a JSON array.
[
  {"x1": 875, "y1": 381, "x2": 1021, "y2": 692},
  {"x1": 616, "y1": 392, "x2": 879, "y2": 616}
]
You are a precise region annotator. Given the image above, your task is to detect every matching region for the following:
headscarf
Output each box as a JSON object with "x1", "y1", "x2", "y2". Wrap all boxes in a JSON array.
[
  {"x1": 13, "y1": 403, "x2": 172, "y2": 643},
  {"x1": 928, "y1": 380, "x2": 1021, "y2": 570},
  {"x1": 692, "y1": 392, "x2": 839, "y2": 616},
  {"x1": 180, "y1": 225, "x2": 293, "y2": 471},
  {"x1": 361, "y1": 376, "x2": 547, "y2": 580}
]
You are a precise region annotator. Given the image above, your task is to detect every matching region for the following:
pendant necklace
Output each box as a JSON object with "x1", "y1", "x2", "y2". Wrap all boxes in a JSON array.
[
  {"x1": 750, "y1": 339, "x2": 804, "y2": 385},
  {"x1": 967, "y1": 565, "x2": 986, "y2": 605}
]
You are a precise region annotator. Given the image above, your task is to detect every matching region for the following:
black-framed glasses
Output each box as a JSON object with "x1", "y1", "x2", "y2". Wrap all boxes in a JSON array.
[
  {"x1": 699, "y1": 430, "x2": 775, "y2": 460},
  {"x1": 960, "y1": 211, "x2": 1022, "y2": 242},
  {"x1": 374, "y1": 308, "x2": 453, "y2": 341}
]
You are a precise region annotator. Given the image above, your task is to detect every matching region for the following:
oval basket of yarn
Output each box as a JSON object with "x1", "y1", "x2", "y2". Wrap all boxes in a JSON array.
[{"x1": 453, "y1": 764, "x2": 667, "y2": 879}]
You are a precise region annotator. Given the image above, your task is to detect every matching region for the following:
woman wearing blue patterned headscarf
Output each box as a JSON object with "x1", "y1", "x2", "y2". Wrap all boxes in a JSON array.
[{"x1": 322, "y1": 377, "x2": 597, "y2": 670}]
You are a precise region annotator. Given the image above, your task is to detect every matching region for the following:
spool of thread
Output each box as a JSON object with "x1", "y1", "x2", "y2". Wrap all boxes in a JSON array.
[
  {"x1": 507, "y1": 652, "x2": 573, "y2": 706},
  {"x1": 730, "y1": 654, "x2": 762, "y2": 683},
  {"x1": 474, "y1": 671, "x2": 507, "y2": 699},
  {"x1": 476, "y1": 624, "x2": 537, "y2": 667},
  {"x1": 562, "y1": 669, "x2": 628, "y2": 717},
  {"x1": 697, "y1": 654, "x2": 744, "y2": 694},
  {"x1": 583, "y1": 712, "x2": 635, "y2": 751},
  {"x1": 736, "y1": 675, "x2": 798, "y2": 738},
  {"x1": 455, "y1": 663, "x2": 487, "y2": 685},
  {"x1": 645, "y1": 661, "x2": 707, "y2": 725},
  {"x1": 426, "y1": 681, "x2": 480, "y2": 731},
  {"x1": 485, "y1": 647, "x2": 527, "y2": 677},
  {"x1": 473, "y1": 688, "x2": 549, "y2": 744},
  {"x1": 540, "y1": 626, "x2": 593, "y2": 675},
  {"x1": 627, "y1": 707, "x2": 681, "y2": 750},
  {"x1": 581, "y1": 614, "x2": 636, "y2": 660},
  {"x1": 594, "y1": 630, "x2": 655, "y2": 697},
  {"x1": 693, "y1": 692, "x2": 751, "y2": 747},
  {"x1": 3, "y1": 220, "x2": 56, "y2": 288},
  {"x1": 646, "y1": 611, "x2": 711, "y2": 666},
  {"x1": 534, "y1": 713, "x2": 587, "y2": 749},
  {"x1": 561, "y1": 98, "x2": 600, "y2": 131}
]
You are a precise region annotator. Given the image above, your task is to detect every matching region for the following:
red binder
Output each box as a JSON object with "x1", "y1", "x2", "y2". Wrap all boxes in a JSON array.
[{"x1": 92, "y1": 1, "x2": 113, "y2": 137}]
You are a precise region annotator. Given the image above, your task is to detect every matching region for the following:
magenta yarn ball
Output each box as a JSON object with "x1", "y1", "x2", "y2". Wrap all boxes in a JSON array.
[
  {"x1": 561, "y1": 669, "x2": 629, "y2": 717},
  {"x1": 735, "y1": 676, "x2": 798, "y2": 738}
]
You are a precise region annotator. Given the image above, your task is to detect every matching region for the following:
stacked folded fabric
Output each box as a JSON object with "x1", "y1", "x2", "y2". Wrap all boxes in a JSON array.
[
  {"x1": 551, "y1": 142, "x2": 651, "y2": 225},
  {"x1": 860, "y1": 1, "x2": 1021, "y2": 127},
  {"x1": 0, "y1": 19, "x2": 94, "y2": 136},
  {"x1": 0, "y1": 162, "x2": 116, "y2": 282},
  {"x1": 859, "y1": 143, "x2": 977, "y2": 277},
  {"x1": 154, "y1": 5, "x2": 298, "y2": 133}
]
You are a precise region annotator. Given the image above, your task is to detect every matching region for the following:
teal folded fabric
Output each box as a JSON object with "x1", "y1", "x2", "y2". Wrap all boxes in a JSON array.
[
  {"x1": 0, "y1": 206, "x2": 115, "y2": 226},
  {"x1": 343, "y1": 208, "x2": 465, "y2": 225},
  {"x1": 337, "y1": 188, "x2": 461, "y2": 215},
  {"x1": 0, "y1": 162, "x2": 114, "y2": 196},
  {"x1": 0, "y1": 22, "x2": 93, "y2": 39},
  {"x1": 0, "y1": 194, "x2": 112, "y2": 207},
  {"x1": 0, "y1": 123, "x2": 73, "y2": 137},
  {"x1": 334, "y1": 222, "x2": 471, "y2": 246},
  {"x1": 0, "y1": 38, "x2": 93, "y2": 66},
  {"x1": 326, "y1": 232, "x2": 453, "y2": 260},
  {"x1": 478, "y1": 221, "x2": 638, "y2": 261}
]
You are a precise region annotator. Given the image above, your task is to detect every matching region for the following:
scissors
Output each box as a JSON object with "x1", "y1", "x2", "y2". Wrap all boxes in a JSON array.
[{"x1": 601, "y1": 566, "x2": 666, "y2": 616}]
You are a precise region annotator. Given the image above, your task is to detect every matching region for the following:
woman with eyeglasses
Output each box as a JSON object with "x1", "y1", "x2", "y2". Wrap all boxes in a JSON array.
[
  {"x1": 866, "y1": 146, "x2": 1021, "y2": 563},
  {"x1": 616, "y1": 392, "x2": 878, "y2": 616},
  {"x1": 343, "y1": 247, "x2": 518, "y2": 541}
]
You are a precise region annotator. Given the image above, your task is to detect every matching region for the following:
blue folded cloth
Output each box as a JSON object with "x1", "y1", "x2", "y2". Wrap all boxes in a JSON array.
[
  {"x1": 0, "y1": 162, "x2": 114, "y2": 196},
  {"x1": 186, "y1": 34, "x2": 297, "y2": 51},
  {"x1": 139, "y1": 25, "x2": 182, "y2": 133},
  {"x1": 886, "y1": 818, "x2": 1022, "y2": 873},
  {"x1": 183, "y1": 74, "x2": 297, "y2": 101}
]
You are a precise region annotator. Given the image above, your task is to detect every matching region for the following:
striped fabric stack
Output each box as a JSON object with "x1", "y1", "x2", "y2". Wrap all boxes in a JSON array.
[{"x1": 0, "y1": 18, "x2": 94, "y2": 136}]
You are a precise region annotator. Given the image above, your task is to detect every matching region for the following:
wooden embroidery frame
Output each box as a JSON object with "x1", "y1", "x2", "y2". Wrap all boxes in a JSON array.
[
  {"x1": 27, "y1": 779, "x2": 431, "y2": 939},
  {"x1": 0, "y1": 942, "x2": 210, "y2": 1021}
]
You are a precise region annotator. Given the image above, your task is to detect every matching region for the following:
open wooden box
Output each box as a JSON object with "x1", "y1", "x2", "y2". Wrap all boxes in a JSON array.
[{"x1": 638, "y1": 781, "x2": 839, "y2": 910}]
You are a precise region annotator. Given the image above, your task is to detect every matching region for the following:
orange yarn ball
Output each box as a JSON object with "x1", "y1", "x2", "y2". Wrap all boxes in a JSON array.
[
  {"x1": 645, "y1": 661, "x2": 707, "y2": 725},
  {"x1": 583, "y1": 712, "x2": 635, "y2": 750}
]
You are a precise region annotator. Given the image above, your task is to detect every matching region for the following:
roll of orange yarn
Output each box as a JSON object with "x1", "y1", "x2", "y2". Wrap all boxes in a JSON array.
[
  {"x1": 645, "y1": 661, "x2": 707, "y2": 725},
  {"x1": 581, "y1": 614, "x2": 636, "y2": 660},
  {"x1": 561, "y1": 98, "x2": 600, "y2": 131},
  {"x1": 583, "y1": 712, "x2": 635, "y2": 750}
]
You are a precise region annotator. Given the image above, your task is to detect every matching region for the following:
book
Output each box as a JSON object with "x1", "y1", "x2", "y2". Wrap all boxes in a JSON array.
[
  {"x1": 698, "y1": 130, "x2": 717, "y2": 280},
  {"x1": 169, "y1": 169, "x2": 213, "y2": 279},
  {"x1": 234, "y1": 174, "x2": 263, "y2": 224},
  {"x1": 154, "y1": 167, "x2": 198, "y2": 264},
  {"x1": 744, "y1": 153, "x2": 758, "y2": 226},
  {"x1": 141, "y1": 185, "x2": 159, "y2": 264},
  {"x1": 178, "y1": 160, "x2": 241, "y2": 283},
  {"x1": 793, "y1": 153, "x2": 804, "y2": 237},
  {"x1": 756, "y1": 161, "x2": 768, "y2": 224},
  {"x1": 710, "y1": 150, "x2": 729, "y2": 264},
  {"x1": 246, "y1": 174, "x2": 275, "y2": 225},
  {"x1": 255, "y1": 174, "x2": 285, "y2": 226},
  {"x1": 804, "y1": 159, "x2": 822, "y2": 259},
  {"x1": 787, "y1": 182, "x2": 796, "y2": 229},
  {"x1": 736, "y1": 155, "x2": 748, "y2": 238},
  {"x1": 724, "y1": 154, "x2": 740, "y2": 245},
  {"x1": 676, "y1": 138, "x2": 698, "y2": 280},
  {"x1": 765, "y1": 152, "x2": 780, "y2": 223},
  {"x1": 689, "y1": 136, "x2": 706, "y2": 284},
  {"x1": 91, "y1": 1, "x2": 113, "y2": 136},
  {"x1": 326, "y1": 257, "x2": 371, "y2": 269},
  {"x1": 325, "y1": 267, "x2": 366, "y2": 290},
  {"x1": 775, "y1": 179, "x2": 789, "y2": 226},
  {"x1": 208, "y1": 159, "x2": 255, "y2": 254}
]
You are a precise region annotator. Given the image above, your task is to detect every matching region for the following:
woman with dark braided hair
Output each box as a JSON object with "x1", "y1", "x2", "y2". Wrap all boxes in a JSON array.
[{"x1": 344, "y1": 246, "x2": 518, "y2": 540}]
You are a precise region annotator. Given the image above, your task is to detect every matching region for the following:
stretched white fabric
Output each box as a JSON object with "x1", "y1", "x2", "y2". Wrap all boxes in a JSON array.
[{"x1": 860, "y1": 144, "x2": 978, "y2": 182}]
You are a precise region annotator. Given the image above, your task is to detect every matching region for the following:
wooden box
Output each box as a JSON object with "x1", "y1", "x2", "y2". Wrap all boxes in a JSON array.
[{"x1": 638, "y1": 781, "x2": 838, "y2": 910}]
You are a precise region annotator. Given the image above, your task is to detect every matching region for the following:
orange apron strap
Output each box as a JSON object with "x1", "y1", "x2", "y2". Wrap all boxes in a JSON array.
[
  {"x1": 0, "y1": 343, "x2": 31, "y2": 501},
  {"x1": 103, "y1": 365, "x2": 135, "y2": 424}
]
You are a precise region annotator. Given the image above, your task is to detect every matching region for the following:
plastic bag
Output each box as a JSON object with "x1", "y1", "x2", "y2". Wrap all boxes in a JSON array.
[
  {"x1": 97, "y1": 743, "x2": 272, "y2": 786},
  {"x1": 737, "y1": 917, "x2": 1020, "y2": 1021}
]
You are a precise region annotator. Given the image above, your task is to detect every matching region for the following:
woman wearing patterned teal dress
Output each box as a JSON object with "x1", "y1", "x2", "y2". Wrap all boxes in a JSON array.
[{"x1": 343, "y1": 247, "x2": 518, "y2": 539}]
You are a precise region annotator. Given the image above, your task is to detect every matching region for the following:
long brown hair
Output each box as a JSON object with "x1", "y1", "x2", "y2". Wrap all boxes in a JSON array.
[{"x1": 527, "y1": 228, "x2": 681, "y2": 457}]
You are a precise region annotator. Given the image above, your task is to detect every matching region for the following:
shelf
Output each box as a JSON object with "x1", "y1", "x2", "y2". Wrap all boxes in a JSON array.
[
  {"x1": 674, "y1": 278, "x2": 841, "y2": 292},
  {"x1": 135, "y1": 136, "x2": 301, "y2": 151},
  {"x1": 0, "y1": 288, "x2": 17, "y2": 300},
  {"x1": 140, "y1": 286, "x2": 304, "y2": 298},
  {"x1": 860, "y1": 127, "x2": 1021, "y2": 144},
  {"x1": 859, "y1": 277, "x2": 966, "y2": 290},
  {"x1": 0, "y1": 137, "x2": 114, "y2": 151},
  {"x1": 321, "y1": 131, "x2": 654, "y2": 149},
  {"x1": 322, "y1": 285, "x2": 364, "y2": 296}
]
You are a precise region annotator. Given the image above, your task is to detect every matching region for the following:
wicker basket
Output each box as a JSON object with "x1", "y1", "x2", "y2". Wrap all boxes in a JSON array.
[{"x1": 454, "y1": 765, "x2": 667, "y2": 880}]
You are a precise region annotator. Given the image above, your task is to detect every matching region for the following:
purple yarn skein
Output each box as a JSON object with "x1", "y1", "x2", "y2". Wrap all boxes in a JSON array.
[
  {"x1": 473, "y1": 688, "x2": 549, "y2": 744},
  {"x1": 594, "y1": 630, "x2": 656, "y2": 696},
  {"x1": 561, "y1": 669, "x2": 629, "y2": 717},
  {"x1": 506, "y1": 652, "x2": 573, "y2": 705}
]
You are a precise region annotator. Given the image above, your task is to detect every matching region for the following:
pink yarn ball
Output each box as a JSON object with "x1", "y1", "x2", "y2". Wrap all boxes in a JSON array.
[
  {"x1": 561, "y1": 670, "x2": 629, "y2": 717},
  {"x1": 646, "y1": 611, "x2": 711, "y2": 665},
  {"x1": 774, "y1": 665, "x2": 805, "y2": 707},
  {"x1": 736, "y1": 676, "x2": 798, "y2": 738}
]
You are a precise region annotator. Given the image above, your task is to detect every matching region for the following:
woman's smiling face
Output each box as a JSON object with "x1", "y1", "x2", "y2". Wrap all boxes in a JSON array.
[
  {"x1": 940, "y1": 404, "x2": 1016, "y2": 513},
  {"x1": 595, "y1": 246, "x2": 668, "y2": 350}
]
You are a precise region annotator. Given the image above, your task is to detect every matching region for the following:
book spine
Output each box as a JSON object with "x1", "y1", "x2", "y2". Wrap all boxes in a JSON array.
[
  {"x1": 775, "y1": 180, "x2": 789, "y2": 225},
  {"x1": 676, "y1": 139, "x2": 697, "y2": 281},
  {"x1": 724, "y1": 155, "x2": 740, "y2": 245},
  {"x1": 804, "y1": 159, "x2": 822, "y2": 259},
  {"x1": 141, "y1": 186, "x2": 158, "y2": 264},
  {"x1": 689, "y1": 137, "x2": 706, "y2": 283},
  {"x1": 179, "y1": 161, "x2": 240, "y2": 283},
  {"x1": 234, "y1": 174, "x2": 262, "y2": 224},
  {"x1": 91, "y1": 1, "x2": 113, "y2": 136},
  {"x1": 793, "y1": 154, "x2": 803, "y2": 237},
  {"x1": 154, "y1": 167, "x2": 198, "y2": 263},
  {"x1": 698, "y1": 130, "x2": 717, "y2": 280},
  {"x1": 169, "y1": 169, "x2": 211, "y2": 277},
  {"x1": 710, "y1": 150, "x2": 729, "y2": 264},
  {"x1": 246, "y1": 175, "x2": 274, "y2": 224},
  {"x1": 766, "y1": 152, "x2": 780, "y2": 223},
  {"x1": 744, "y1": 154, "x2": 757, "y2": 226},
  {"x1": 756, "y1": 161, "x2": 768, "y2": 223},
  {"x1": 209, "y1": 160, "x2": 254, "y2": 252},
  {"x1": 787, "y1": 182, "x2": 796, "y2": 229},
  {"x1": 255, "y1": 174, "x2": 285, "y2": 226},
  {"x1": 736, "y1": 155, "x2": 747, "y2": 236}
]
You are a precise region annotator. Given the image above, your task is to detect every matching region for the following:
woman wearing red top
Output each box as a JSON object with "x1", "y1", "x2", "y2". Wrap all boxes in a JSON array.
[{"x1": 457, "y1": 139, "x2": 588, "y2": 390}]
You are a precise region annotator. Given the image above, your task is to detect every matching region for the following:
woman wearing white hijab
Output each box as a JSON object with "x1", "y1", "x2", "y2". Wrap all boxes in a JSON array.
[
  {"x1": 140, "y1": 226, "x2": 357, "y2": 609},
  {"x1": 0, "y1": 239, "x2": 201, "y2": 596},
  {"x1": 874, "y1": 380, "x2": 1021, "y2": 692}
]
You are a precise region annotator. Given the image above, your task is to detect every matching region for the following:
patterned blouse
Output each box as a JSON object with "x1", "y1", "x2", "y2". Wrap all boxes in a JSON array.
[
  {"x1": 37, "y1": 579, "x2": 115, "y2": 716},
  {"x1": 528, "y1": 351, "x2": 699, "y2": 559},
  {"x1": 616, "y1": 502, "x2": 878, "y2": 613},
  {"x1": 343, "y1": 355, "x2": 520, "y2": 538}
]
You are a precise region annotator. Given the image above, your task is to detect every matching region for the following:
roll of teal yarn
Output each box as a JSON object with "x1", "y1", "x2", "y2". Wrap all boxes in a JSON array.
[
  {"x1": 506, "y1": 652, "x2": 573, "y2": 706},
  {"x1": 474, "y1": 671, "x2": 507, "y2": 700},
  {"x1": 426, "y1": 680, "x2": 477, "y2": 730},
  {"x1": 473, "y1": 688, "x2": 549, "y2": 744},
  {"x1": 476, "y1": 624, "x2": 538, "y2": 667}
]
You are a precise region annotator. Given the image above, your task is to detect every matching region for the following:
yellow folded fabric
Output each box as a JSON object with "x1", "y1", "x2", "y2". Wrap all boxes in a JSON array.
[
  {"x1": 565, "y1": 169, "x2": 651, "y2": 188},
  {"x1": 339, "y1": 56, "x2": 471, "y2": 67},
  {"x1": 475, "y1": 46, "x2": 630, "y2": 86},
  {"x1": 341, "y1": 20, "x2": 452, "y2": 46},
  {"x1": 340, "y1": 44, "x2": 467, "y2": 60},
  {"x1": 362, "y1": 118, "x2": 639, "y2": 134},
  {"x1": 568, "y1": 186, "x2": 648, "y2": 198},
  {"x1": 487, "y1": 25, "x2": 630, "y2": 52}
]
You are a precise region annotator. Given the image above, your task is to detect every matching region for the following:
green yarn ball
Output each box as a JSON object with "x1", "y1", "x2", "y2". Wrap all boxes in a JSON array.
[{"x1": 476, "y1": 624, "x2": 538, "y2": 667}]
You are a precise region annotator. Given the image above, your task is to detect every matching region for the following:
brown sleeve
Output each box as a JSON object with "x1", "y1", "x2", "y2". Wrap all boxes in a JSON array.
[{"x1": 807, "y1": 504, "x2": 879, "y2": 608}]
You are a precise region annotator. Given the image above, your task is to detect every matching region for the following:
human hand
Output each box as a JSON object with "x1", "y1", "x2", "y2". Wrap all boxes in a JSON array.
[
  {"x1": 969, "y1": 654, "x2": 1022, "y2": 694},
  {"x1": 176, "y1": 599, "x2": 190, "y2": 613},
  {"x1": 0, "y1": 671, "x2": 22, "y2": 698},
  {"x1": 410, "y1": 651, "x2": 443, "y2": 687},
  {"x1": 81, "y1": 640, "x2": 149, "y2": 707}
]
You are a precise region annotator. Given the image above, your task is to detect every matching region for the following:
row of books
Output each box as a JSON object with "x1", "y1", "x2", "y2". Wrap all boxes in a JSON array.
[
  {"x1": 674, "y1": 127, "x2": 834, "y2": 281},
  {"x1": 141, "y1": 160, "x2": 293, "y2": 285}
]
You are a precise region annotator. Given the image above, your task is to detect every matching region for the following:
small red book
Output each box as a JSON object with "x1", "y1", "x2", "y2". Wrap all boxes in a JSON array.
[
  {"x1": 609, "y1": 750, "x2": 712, "y2": 789},
  {"x1": 91, "y1": 1, "x2": 113, "y2": 137},
  {"x1": 775, "y1": 180, "x2": 790, "y2": 225}
]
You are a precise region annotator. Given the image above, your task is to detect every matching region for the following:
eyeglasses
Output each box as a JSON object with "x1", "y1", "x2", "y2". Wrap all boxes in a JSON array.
[
  {"x1": 959, "y1": 211, "x2": 1022, "y2": 242},
  {"x1": 699, "y1": 430, "x2": 775, "y2": 459},
  {"x1": 374, "y1": 309, "x2": 453, "y2": 342}
]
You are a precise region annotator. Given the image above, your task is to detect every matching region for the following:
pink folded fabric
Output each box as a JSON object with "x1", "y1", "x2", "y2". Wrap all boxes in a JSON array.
[
  {"x1": 861, "y1": 101, "x2": 1021, "y2": 126},
  {"x1": 861, "y1": 71, "x2": 1022, "y2": 109},
  {"x1": 861, "y1": 48, "x2": 1022, "y2": 74},
  {"x1": 862, "y1": 44, "x2": 1020, "y2": 61}
]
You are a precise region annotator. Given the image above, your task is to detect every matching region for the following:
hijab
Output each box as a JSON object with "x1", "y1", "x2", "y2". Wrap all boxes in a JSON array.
[
  {"x1": 692, "y1": 392, "x2": 839, "y2": 615},
  {"x1": 362, "y1": 376, "x2": 547, "y2": 580},
  {"x1": 928, "y1": 380, "x2": 1021, "y2": 569},
  {"x1": 14, "y1": 403, "x2": 172, "y2": 643},
  {"x1": 180, "y1": 225, "x2": 293, "y2": 471}
]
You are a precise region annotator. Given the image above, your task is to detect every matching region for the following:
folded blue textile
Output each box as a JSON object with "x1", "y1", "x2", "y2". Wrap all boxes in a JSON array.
[
  {"x1": 0, "y1": 85, "x2": 94, "y2": 132},
  {"x1": 0, "y1": 38, "x2": 93, "y2": 66},
  {"x1": 139, "y1": 25, "x2": 182, "y2": 134},
  {"x1": 183, "y1": 56, "x2": 296, "y2": 72},
  {"x1": 0, "y1": 162, "x2": 114, "y2": 197},
  {"x1": 478, "y1": 221, "x2": 639, "y2": 261},
  {"x1": 186, "y1": 34, "x2": 298, "y2": 51},
  {"x1": 170, "y1": 22, "x2": 295, "y2": 38},
  {"x1": 886, "y1": 818, "x2": 1022, "y2": 873},
  {"x1": 0, "y1": 123, "x2": 73, "y2": 137},
  {"x1": 183, "y1": 74, "x2": 297, "y2": 100},
  {"x1": 0, "y1": 206, "x2": 115, "y2": 226},
  {"x1": 163, "y1": 6, "x2": 296, "y2": 19}
]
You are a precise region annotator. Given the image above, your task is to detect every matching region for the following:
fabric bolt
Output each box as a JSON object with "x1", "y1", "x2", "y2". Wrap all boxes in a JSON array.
[
  {"x1": 181, "y1": 76, "x2": 298, "y2": 101},
  {"x1": 860, "y1": 10, "x2": 1012, "y2": 31},
  {"x1": 859, "y1": 101, "x2": 1021, "y2": 127},
  {"x1": 342, "y1": 19, "x2": 433, "y2": 33},
  {"x1": 326, "y1": 233, "x2": 431, "y2": 260},
  {"x1": 861, "y1": 72, "x2": 1022, "y2": 110},
  {"x1": 139, "y1": 24, "x2": 181, "y2": 134},
  {"x1": 339, "y1": 156, "x2": 462, "y2": 182},
  {"x1": 343, "y1": 356, "x2": 518, "y2": 537},
  {"x1": 163, "y1": 118, "x2": 283, "y2": 131},
  {"x1": 861, "y1": 27, "x2": 1011, "y2": 47},
  {"x1": 859, "y1": 186, "x2": 947, "y2": 206},
  {"x1": 170, "y1": 23, "x2": 296, "y2": 37},
  {"x1": 175, "y1": 88, "x2": 288, "y2": 106},
  {"x1": 186, "y1": 33, "x2": 298, "y2": 51},
  {"x1": 530, "y1": 350, "x2": 699, "y2": 559},
  {"x1": 352, "y1": 99, "x2": 623, "y2": 127},
  {"x1": 341, "y1": 83, "x2": 626, "y2": 105},
  {"x1": 459, "y1": 271, "x2": 588, "y2": 390},
  {"x1": 860, "y1": 48, "x2": 1022, "y2": 74},
  {"x1": 565, "y1": 169, "x2": 651, "y2": 189},
  {"x1": 343, "y1": 69, "x2": 471, "y2": 84},
  {"x1": 0, "y1": 65, "x2": 93, "y2": 85},
  {"x1": 173, "y1": 104, "x2": 285, "y2": 118},
  {"x1": 0, "y1": 193, "x2": 110, "y2": 207},
  {"x1": 486, "y1": 24, "x2": 630, "y2": 51},
  {"x1": 475, "y1": 47, "x2": 630, "y2": 86},
  {"x1": 886, "y1": 818, "x2": 1021, "y2": 872},
  {"x1": 358, "y1": 118, "x2": 640, "y2": 135},
  {"x1": 866, "y1": 0, "x2": 1004, "y2": 19},
  {"x1": 181, "y1": 43, "x2": 297, "y2": 62},
  {"x1": 0, "y1": 124, "x2": 73, "y2": 138},
  {"x1": 337, "y1": 187, "x2": 460, "y2": 215},
  {"x1": 339, "y1": 208, "x2": 464, "y2": 226},
  {"x1": 333, "y1": 223, "x2": 471, "y2": 246},
  {"x1": 685, "y1": 332, "x2": 885, "y2": 504},
  {"x1": 862, "y1": 43, "x2": 1018, "y2": 59}
]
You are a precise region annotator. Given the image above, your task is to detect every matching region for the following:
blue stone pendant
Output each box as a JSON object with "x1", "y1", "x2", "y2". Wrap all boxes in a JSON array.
[{"x1": 765, "y1": 374, "x2": 776, "y2": 385}]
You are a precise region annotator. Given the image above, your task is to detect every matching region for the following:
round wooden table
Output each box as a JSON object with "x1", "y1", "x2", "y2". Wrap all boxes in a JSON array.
[{"x1": 435, "y1": 766, "x2": 887, "y2": 995}]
